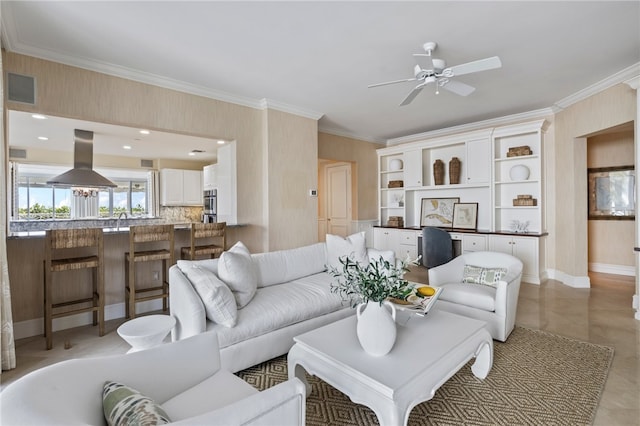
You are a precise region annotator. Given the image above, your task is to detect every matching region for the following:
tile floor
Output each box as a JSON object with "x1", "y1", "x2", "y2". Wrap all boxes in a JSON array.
[{"x1": 1, "y1": 270, "x2": 638, "y2": 425}]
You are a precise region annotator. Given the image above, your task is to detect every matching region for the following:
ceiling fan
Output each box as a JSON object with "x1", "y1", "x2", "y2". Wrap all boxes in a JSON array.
[{"x1": 368, "y1": 42, "x2": 502, "y2": 106}]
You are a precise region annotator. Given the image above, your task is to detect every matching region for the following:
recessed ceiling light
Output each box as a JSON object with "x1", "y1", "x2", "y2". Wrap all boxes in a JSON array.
[
  {"x1": 188, "y1": 152, "x2": 196, "y2": 156},
  {"x1": 38, "y1": 136, "x2": 48, "y2": 141},
  {"x1": 139, "y1": 129, "x2": 150, "y2": 135},
  {"x1": 123, "y1": 145, "x2": 132, "y2": 150},
  {"x1": 32, "y1": 114, "x2": 47, "y2": 120},
  {"x1": 217, "y1": 140, "x2": 225, "y2": 145}
]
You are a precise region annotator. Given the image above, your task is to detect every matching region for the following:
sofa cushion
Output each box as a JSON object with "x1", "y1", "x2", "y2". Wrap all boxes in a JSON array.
[
  {"x1": 103, "y1": 381, "x2": 171, "y2": 426},
  {"x1": 462, "y1": 264, "x2": 508, "y2": 288},
  {"x1": 439, "y1": 282, "x2": 496, "y2": 311},
  {"x1": 326, "y1": 232, "x2": 368, "y2": 269},
  {"x1": 252, "y1": 242, "x2": 327, "y2": 287},
  {"x1": 206, "y1": 272, "x2": 346, "y2": 349},
  {"x1": 218, "y1": 242, "x2": 257, "y2": 308},
  {"x1": 176, "y1": 262, "x2": 237, "y2": 327}
]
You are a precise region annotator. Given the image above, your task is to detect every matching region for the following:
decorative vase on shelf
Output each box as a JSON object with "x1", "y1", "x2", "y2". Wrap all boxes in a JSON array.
[
  {"x1": 509, "y1": 164, "x2": 530, "y2": 181},
  {"x1": 433, "y1": 159, "x2": 445, "y2": 185},
  {"x1": 389, "y1": 158, "x2": 403, "y2": 171},
  {"x1": 356, "y1": 301, "x2": 397, "y2": 356},
  {"x1": 449, "y1": 157, "x2": 461, "y2": 184}
]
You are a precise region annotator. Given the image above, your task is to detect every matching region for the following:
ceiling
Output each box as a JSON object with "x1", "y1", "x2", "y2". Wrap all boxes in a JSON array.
[
  {"x1": 2, "y1": 1, "x2": 639, "y2": 148},
  {"x1": 7, "y1": 110, "x2": 222, "y2": 162}
]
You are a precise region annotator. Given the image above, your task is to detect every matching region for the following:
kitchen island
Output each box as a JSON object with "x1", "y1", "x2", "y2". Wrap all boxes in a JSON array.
[{"x1": 6, "y1": 220, "x2": 243, "y2": 340}]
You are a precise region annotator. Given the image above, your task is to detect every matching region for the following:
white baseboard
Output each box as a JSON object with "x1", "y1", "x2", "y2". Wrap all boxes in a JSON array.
[
  {"x1": 546, "y1": 269, "x2": 591, "y2": 288},
  {"x1": 13, "y1": 300, "x2": 164, "y2": 340},
  {"x1": 588, "y1": 262, "x2": 635, "y2": 276}
]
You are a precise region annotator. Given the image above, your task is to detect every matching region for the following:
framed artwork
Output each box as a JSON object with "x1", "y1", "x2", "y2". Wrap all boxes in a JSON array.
[
  {"x1": 588, "y1": 166, "x2": 635, "y2": 220},
  {"x1": 452, "y1": 202, "x2": 478, "y2": 230},
  {"x1": 420, "y1": 197, "x2": 459, "y2": 227}
]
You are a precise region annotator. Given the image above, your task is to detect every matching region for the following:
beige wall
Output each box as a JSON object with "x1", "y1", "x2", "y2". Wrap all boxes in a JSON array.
[
  {"x1": 265, "y1": 109, "x2": 319, "y2": 250},
  {"x1": 587, "y1": 129, "x2": 635, "y2": 268},
  {"x1": 551, "y1": 83, "x2": 637, "y2": 278},
  {"x1": 318, "y1": 132, "x2": 379, "y2": 220}
]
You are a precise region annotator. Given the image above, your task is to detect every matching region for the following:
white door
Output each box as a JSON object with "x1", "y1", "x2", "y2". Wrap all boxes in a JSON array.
[{"x1": 326, "y1": 163, "x2": 351, "y2": 237}]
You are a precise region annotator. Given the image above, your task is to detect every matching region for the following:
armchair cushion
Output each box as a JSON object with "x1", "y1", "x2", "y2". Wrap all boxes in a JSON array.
[
  {"x1": 218, "y1": 242, "x2": 257, "y2": 308},
  {"x1": 436, "y1": 283, "x2": 496, "y2": 311},
  {"x1": 103, "y1": 381, "x2": 171, "y2": 426},
  {"x1": 462, "y1": 265, "x2": 508, "y2": 287}
]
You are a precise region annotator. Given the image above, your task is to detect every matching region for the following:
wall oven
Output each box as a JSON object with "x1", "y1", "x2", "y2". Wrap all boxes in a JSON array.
[{"x1": 203, "y1": 189, "x2": 217, "y2": 223}]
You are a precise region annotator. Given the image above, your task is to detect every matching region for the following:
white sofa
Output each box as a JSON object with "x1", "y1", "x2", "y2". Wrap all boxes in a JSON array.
[
  {"x1": 0, "y1": 332, "x2": 306, "y2": 426},
  {"x1": 170, "y1": 238, "x2": 395, "y2": 373},
  {"x1": 428, "y1": 251, "x2": 523, "y2": 342}
]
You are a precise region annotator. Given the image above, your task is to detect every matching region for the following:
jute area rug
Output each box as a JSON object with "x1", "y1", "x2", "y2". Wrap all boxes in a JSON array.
[{"x1": 236, "y1": 326, "x2": 613, "y2": 426}]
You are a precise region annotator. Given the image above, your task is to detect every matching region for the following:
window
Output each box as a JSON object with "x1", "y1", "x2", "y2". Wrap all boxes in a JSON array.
[{"x1": 13, "y1": 163, "x2": 153, "y2": 220}]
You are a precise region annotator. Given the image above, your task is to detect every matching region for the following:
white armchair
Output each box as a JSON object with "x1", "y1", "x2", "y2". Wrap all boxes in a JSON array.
[
  {"x1": 428, "y1": 251, "x2": 523, "y2": 342},
  {"x1": 0, "y1": 332, "x2": 306, "y2": 426}
]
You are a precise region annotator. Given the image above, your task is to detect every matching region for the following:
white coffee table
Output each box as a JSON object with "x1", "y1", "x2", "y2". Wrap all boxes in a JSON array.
[
  {"x1": 117, "y1": 314, "x2": 176, "y2": 353},
  {"x1": 288, "y1": 309, "x2": 492, "y2": 426}
]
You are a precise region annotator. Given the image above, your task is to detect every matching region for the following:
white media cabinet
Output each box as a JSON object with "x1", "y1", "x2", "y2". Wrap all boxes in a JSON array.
[{"x1": 375, "y1": 119, "x2": 549, "y2": 284}]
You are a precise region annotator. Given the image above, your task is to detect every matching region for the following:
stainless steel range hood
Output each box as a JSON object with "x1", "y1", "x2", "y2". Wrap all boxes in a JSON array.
[{"x1": 46, "y1": 129, "x2": 117, "y2": 188}]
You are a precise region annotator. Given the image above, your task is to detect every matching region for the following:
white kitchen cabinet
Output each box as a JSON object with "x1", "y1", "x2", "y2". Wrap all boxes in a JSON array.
[
  {"x1": 160, "y1": 168, "x2": 203, "y2": 206},
  {"x1": 216, "y1": 142, "x2": 238, "y2": 224},
  {"x1": 203, "y1": 164, "x2": 217, "y2": 190},
  {"x1": 488, "y1": 235, "x2": 540, "y2": 284}
]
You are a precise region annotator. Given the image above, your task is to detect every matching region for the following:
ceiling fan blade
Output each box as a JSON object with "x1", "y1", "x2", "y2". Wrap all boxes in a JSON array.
[
  {"x1": 400, "y1": 85, "x2": 424, "y2": 106},
  {"x1": 446, "y1": 56, "x2": 502, "y2": 77},
  {"x1": 441, "y1": 79, "x2": 476, "y2": 96},
  {"x1": 368, "y1": 77, "x2": 417, "y2": 88}
]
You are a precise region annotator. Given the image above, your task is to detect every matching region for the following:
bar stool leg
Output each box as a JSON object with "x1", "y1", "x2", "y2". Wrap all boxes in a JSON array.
[
  {"x1": 92, "y1": 267, "x2": 98, "y2": 327},
  {"x1": 162, "y1": 259, "x2": 168, "y2": 312},
  {"x1": 44, "y1": 261, "x2": 53, "y2": 350}
]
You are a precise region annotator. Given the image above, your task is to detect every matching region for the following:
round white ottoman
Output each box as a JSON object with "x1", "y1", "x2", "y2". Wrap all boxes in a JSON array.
[{"x1": 117, "y1": 314, "x2": 176, "y2": 353}]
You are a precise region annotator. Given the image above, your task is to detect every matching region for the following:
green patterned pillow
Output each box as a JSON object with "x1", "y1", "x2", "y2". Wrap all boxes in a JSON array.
[
  {"x1": 103, "y1": 381, "x2": 171, "y2": 426},
  {"x1": 462, "y1": 264, "x2": 508, "y2": 287}
]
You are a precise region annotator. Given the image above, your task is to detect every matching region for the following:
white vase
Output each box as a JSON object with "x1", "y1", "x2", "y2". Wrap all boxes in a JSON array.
[
  {"x1": 509, "y1": 164, "x2": 530, "y2": 181},
  {"x1": 389, "y1": 158, "x2": 403, "y2": 171},
  {"x1": 356, "y1": 301, "x2": 397, "y2": 356}
]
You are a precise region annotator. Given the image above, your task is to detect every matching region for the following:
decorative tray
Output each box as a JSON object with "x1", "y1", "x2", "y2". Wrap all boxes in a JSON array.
[{"x1": 388, "y1": 284, "x2": 442, "y2": 316}]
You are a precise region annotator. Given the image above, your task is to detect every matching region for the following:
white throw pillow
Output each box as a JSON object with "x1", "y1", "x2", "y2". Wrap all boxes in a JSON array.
[
  {"x1": 178, "y1": 263, "x2": 237, "y2": 327},
  {"x1": 218, "y1": 241, "x2": 257, "y2": 308},
  {"x1": 326, "y1": 232, "x2": 368, "y2": 269}
]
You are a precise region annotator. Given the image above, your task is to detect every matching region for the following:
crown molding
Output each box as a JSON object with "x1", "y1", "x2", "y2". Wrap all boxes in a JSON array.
[
  {"x1": 318, "y1": 126, "x2": 385, "y2": 144},
  {"x1": 554, "y1": 62, "x2": 640, "y2": 109},
  {"x1": 625, "y1": 75, "x2": 640, "y2": 90},
  {"x1": 386, "y1": 107, "x2": 554, "y2": 146},
  {"x1": 259, "y1": 99, "x2": 324, "y2": 120}
]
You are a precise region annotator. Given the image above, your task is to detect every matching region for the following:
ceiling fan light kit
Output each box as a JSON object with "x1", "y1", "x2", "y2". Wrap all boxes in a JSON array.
[{"x1": 369, "y1": 41, "x2": 502, "y2": 106}]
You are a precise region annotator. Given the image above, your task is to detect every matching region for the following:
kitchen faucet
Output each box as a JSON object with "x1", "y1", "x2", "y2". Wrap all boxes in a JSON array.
[{"x1": 116, "y1": 212, "x2": 128, "y2": 230}]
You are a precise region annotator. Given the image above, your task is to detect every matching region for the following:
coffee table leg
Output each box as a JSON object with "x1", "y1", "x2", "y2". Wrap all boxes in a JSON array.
[
  {"x1": 287, "y1": 345, "x2": 312, "y2": 395},
  {"x1": 471, "y1": 339, "x2": 493, "y2": 379}
]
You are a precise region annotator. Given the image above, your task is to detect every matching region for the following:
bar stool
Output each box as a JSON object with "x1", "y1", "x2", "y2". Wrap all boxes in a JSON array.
[
  {"x1": 125, "y1": 225, "x2": 175, "y2": 319},
  {"x1": 44, "y1": 228, "x2": 105, "y2": 350},
  {"x1": 180, "y1": 222, "x2": 226, "y2": 260}
]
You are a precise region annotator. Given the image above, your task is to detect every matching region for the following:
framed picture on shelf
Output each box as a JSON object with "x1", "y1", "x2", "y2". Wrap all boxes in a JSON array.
[
  {"x1": 452, "y1": 202, "x2": 478, "y2": 230},
  {"x1": 588, "y1": 166, "x2": 635, "y2": 220},
  {"x1": 420, "y1": 197, "x2": 459, "y2": 227}
]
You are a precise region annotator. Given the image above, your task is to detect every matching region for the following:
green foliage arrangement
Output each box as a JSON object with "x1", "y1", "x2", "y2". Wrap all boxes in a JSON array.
[{"x1": 329, "y1": 255, "x2": 417, "y2": 307}]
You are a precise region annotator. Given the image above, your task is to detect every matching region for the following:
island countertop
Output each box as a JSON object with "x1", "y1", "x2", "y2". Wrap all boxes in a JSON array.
[{"x1": 8, "y1": 219, "x2": 244, "y2": 239}]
